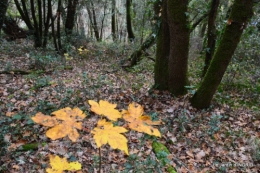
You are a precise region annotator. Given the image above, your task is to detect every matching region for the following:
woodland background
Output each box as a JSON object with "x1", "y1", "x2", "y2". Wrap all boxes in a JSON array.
[{"x1": 0, "y1": 0, "x2": 260, "y2": 172}]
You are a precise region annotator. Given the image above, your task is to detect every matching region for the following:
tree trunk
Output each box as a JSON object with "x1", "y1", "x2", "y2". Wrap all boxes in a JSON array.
[
  {"x1": 65, "y1": 0, "x2": 78, "y2": 36},
  {"x1": 191, "y1": 0, "x2": 254, "y2": 109},
  {"x1": 100, "y1": 1, "x2": 108, "y2": 40},
  {"x1": 37, "y1": 0, "x2": 43, "y2": 42},
  {"x1": 154, "y1": 0, "x2": 170, "y2": 90},
  {"x1": 126, "y1": 0, "x2": 135, "y2": 42},
  {"x1": 111, "y1": 0, "x2": 116, "y2": 41},
  {"x1": 0, "y1": 0, "x2": 8, "y2": 34},
  {"x1": 57, "y1": 0, "x2": 62, "y2": 51},
  {"x1": 43, "y1": 0, "x2": 52, "y2": 47},
  {"x1": 167, "y1": 0, "x2": 190, "y2": 95},
  {"x1": 14, "y1": 0, "x2": 34, "y2": 30},
  {"x1": 202, "y1": 0, "x2": 220, "y2": 77},
  {"x1": 50, "y1": 5, "x2": 58, "y2": 51},
  {"x1": 30, "y1": 0, "x2": 42, "y2": 47},
  {"x1": 87, "y1": 1, "x2": 100, "y2": 41}
]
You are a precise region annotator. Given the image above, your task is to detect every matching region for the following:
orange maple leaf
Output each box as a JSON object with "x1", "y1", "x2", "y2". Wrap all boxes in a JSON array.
[
  {"x1": 31, "y1": 107, "x2": 86, "y2": 142},
  {"x1": 88, "y1": 100, "x2": 122, "y2": 121},
  {"x1": 91, "y1": 119, "x2": 129, "y2": 155},
  {"x1": 31, "y1": 112, "x2": 59, "y2": 127},
  {"x1": 122, "y1": 102, "x2": 161, "y2": 137}
]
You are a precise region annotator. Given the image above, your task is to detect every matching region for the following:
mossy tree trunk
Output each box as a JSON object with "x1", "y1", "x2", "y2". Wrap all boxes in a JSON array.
[
  {"x1": 191, "y1": 0, "x2": 254, "y2": 109},
  {"x1": 154, "y1": 0, "x2": 170, "y2": 90},
  {"x1": 202, "y1": 0, "x2": 220, "y2": 77},
  {"x1": 0, "y1": 0, "x2": 8, "y2": 34},
  {"x1": 167, "y1": 0, "x2": 190, "y2": 95},
  {"x1": 126, "y1": 0, "x2": 135, "y2": 42}
]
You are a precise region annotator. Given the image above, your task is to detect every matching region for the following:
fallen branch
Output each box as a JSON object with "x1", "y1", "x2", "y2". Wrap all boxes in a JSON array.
[
  {"x1": 0, "y1": 66, "x2": 73, "y2": 75},
  {"x1": 0, "y1": 69, "x2": 33, "y2": 75},
  {"x1": 129, "y1": 33, "x2": 156, "y2": 67}
]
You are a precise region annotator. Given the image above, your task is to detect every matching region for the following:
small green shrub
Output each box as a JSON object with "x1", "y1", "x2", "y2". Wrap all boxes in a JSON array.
[{"x1": 208, "y1": 114, "x2": 222, "y2": 136}]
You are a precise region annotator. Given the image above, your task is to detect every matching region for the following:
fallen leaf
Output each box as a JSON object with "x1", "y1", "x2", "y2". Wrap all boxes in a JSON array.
[
  {"x1": 91, "y1": 119, "x2": 129, "y2": 155},
  {"x1": 122, "y1": 102, "x2": 161, "y2": 137},
  {"x1": 88, "y1": 100, "x2": 122, "y2": 121}
]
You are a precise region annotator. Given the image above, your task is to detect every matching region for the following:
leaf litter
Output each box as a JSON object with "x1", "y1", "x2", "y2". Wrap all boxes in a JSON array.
[{"x1": 0, "y1": 39, "x2": 260, "y2": 172}]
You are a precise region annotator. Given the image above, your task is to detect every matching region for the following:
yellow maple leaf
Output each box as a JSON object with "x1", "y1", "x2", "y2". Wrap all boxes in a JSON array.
[
  {"x1": 46, "y1": 155, "x2": 81, "y2": 173},
  {"x1": 91, "y1": 119, "x2": 129, "y2": 155},
  {"x1": 88, "y1": 100, "x2": 122, "y2": 121},
  {"x1": 122, "y1": 103, "x2": 161, "y2": 137},
  {"x1": 31, "y1": 107, "x2": 86, "y2": 142}
]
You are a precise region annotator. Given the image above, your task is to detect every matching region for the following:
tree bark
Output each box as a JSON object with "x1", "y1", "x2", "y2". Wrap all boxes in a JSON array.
[
  {"x1": 57, "y1": 0, "x2": 62, "y2": 51},
  {"x1": 87, "y1": 1, "x2": 100, "y2": 41},
  {"x1": 202, "y1": 0, "x2": 220, "y2": 77},
  {"x1": 111, "y1": 0, "x2": 116, "y2": 41},
  {"x1": 38, "y1": 0, "x2": 43, "y2": 42},
  {"x1": 167, "y1": 0, "x2": 190, "y2": 95},
  {"x1": 43, "y1": 0, "x2": 52, "y2": 47},
  {"x1": 100, "y1": 1, "x2": 108, "y2": 40},
  {"x1": 154, "y1": 0, "x2": 170, "y2": 90},
  {"x1": 14, "y1": 0, "x2": 34, "y2": 30},
  {"x1": 30, "y1": 0, "x2": 42, "y2": 47},
  {"x1": 50, "y1": 6, "x2": 58, "y2": 51},
  {"x1": 126, "y1": 0, "x2": 135, "y2": 42},
  {"x1": 0, "y1": 0, "x2": 8, "y2": 34},
  {"x1": 191, "y1": 0, "x2": 254, "y2": 109},
  {"x1": 65, "y1": 0, "x2": 79, "y2": 36}
]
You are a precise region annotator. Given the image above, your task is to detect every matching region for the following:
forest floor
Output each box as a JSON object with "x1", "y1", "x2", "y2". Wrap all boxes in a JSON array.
[{"x1": 0, "y1": 39, "x2": 260, "y2": 173}]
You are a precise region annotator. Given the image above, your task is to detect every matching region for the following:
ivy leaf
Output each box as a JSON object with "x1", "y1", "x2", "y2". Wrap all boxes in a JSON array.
[
  {"x1": 122, "y1": 102, "x2": 161, "y2": 137},
  {"x1": 88, "y1": 100, "x2": 122, "y2": 121},
  {"x1": 91, "y1": 119, "x2": 129, "y2": 155},
  {"x1": 46, "y1": 155, "x2": 81, "y2": 173},
  {"x1": 31, "y1": 107, "x2": 86, "y2": 142}
]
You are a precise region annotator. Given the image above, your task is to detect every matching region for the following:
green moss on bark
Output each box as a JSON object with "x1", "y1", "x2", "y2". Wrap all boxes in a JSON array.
[{"x1": 191, "y1": 0, "x2": 254, "y2": 109}]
